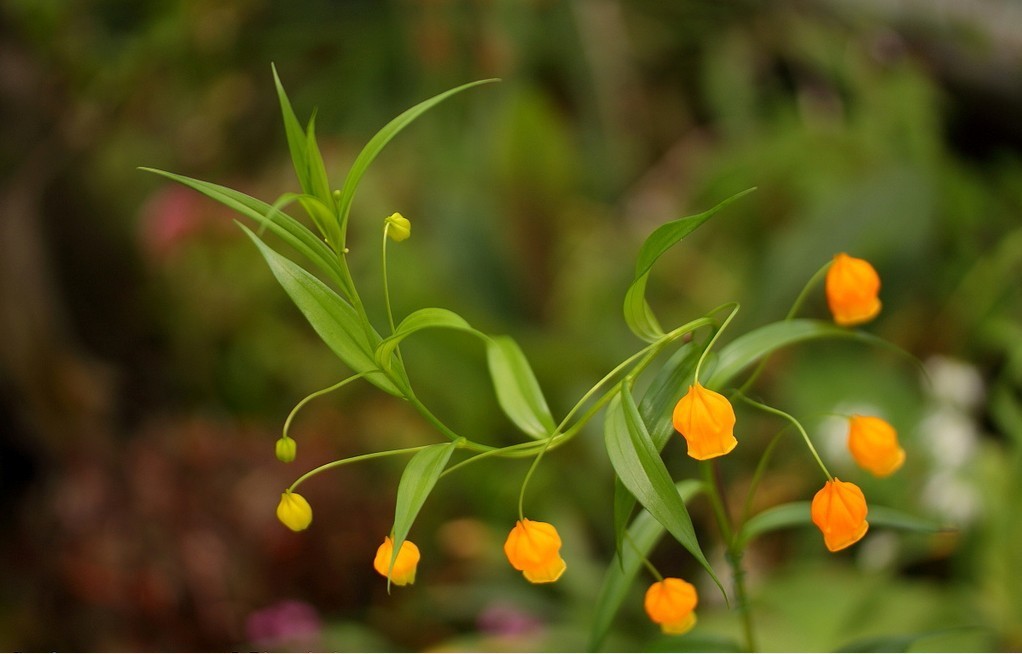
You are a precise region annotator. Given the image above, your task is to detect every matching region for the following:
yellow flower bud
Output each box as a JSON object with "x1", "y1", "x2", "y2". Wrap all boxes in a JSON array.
[
  {"x1": 385, "y1": 212, "x2": 411, "y2": 242},
  {"x1": 672, "y1": 383, "x2": 738, "y2": 460},
  {"x1": 503, "y1": 519, "x2": 566, "y2": 583},
  {"x1": 826, "y1": 253, "x2": 882, "y2": 326},
  {"x1": 276, "y1": 490, "x2": 312, "y2": 532},
  {"x1": 811, "y1": 478, "x2": 869, "y2": 552},
  {"x1": 373, "y1": 536, "x2": 421, "y2": 586},
  {"x1": 847, "y1": 415, "x2": 905, "y2": 477},
  {"x1": 644, "y1": 577, "x2": 698, "y2": 635},
  {"x1": 275, "y1": 435, "x2": 297, "y2": 463}
]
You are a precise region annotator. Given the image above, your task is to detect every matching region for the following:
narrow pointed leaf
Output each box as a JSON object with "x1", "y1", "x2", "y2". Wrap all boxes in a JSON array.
[
  {"x1": 705, "y1": 319, "x2": 891, "y2": 390},
  {"x1": 604, "y1": 387, "x2": 721, "y2": 592},
  {"x1": 375, "y1": 307, "x2": 479, "y2": 372},
  {"x1": 590, "y1": 479, "x2": 703, "y2": 651},
  {"x1": 388, "y1": 441, "x2": 458, "y2": 586},
  {"x1": 736, "y1": 501, "x2": 948, "y2": 549},
  {"x1": 272, "y1": 63, "x2": 312, "y2": 195},
  {"x1": 612, "y1": 343, "x2": 703, "y2": 559},
  {"x1": 486, "y1": 335, "x2": 558, "y2": 439},
  {"x1": 623, "y1": 276, "x2": 665, "y2": 342},
  {"x1": 239, "y1": 224, "x2": 407, "y2": 396},
  {"x1": 140, "y1": 168, "x2": 352, "y2": 296},
  {"x1": 624, "y1": 188, "x2": 755, "y2": 340},
  {"x1": 336, "y1": 79, "x2": 499, "y2": 239}
]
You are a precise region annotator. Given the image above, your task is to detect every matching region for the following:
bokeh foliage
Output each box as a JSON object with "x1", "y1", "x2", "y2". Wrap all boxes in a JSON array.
[{"x1": 1, "y1": 0, "x2": 1020, "y2": 650}]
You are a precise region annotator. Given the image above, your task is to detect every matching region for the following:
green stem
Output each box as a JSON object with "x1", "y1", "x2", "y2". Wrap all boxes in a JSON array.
[
  {"x1": 282, "y1": 372, "x2": 367, "y2": 439},
  {"x1": 739, "y1": 395, "x2": 832, "y2": 480},
  {"x1": 694, "y1": 303, "x2": 740, "y2": 383},
  {"x1": 727, "y1": 548, "x2": 758, "y2": 653},
  {"x1": 738, "y1": 429, "x2": 786, "y2": 530},
  {"x1": 289, "y1": 444, "x2": 436, "y2": 491},
  {"x1": 406, "y1": 393, "x2": 494, "y2": 452},
  {"x1": 701, "y1": 461, "x2": 734, "y2": 546},
  {"x1": 624, "y1": 531, "x2": 663, "y2": 582},
  {"x1": 737, "y1": 261, "x2": 830, "y2": 396}
]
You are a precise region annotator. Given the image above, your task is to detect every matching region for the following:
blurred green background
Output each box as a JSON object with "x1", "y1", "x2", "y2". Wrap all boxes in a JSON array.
[{"x1": 2, "y1": 0, "x2": 1021, "y2": 651}]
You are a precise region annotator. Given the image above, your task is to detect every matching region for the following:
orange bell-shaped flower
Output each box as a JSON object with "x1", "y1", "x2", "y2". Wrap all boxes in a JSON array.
[
  {"x1": 826, "y1": 253, "x2": 882, "y2": 326},
  {"x1": 373, "y1": 536, "x2": 421, "y2": 586},
  {"x1": 847, "y1": 415, "x2": 905, "y2": 477},
  {"x1": 644, "y1": 577, "x2": 698, "y2": 635},
  {"x1": 672, "y1": 383, "x2": 738, "y2": 460},
  {"x1": 503, "y1": 519, "x2": 566, "y2": 583},
  {"x1": 811, "y1": 478, "x2": 869, "y2": 552}
]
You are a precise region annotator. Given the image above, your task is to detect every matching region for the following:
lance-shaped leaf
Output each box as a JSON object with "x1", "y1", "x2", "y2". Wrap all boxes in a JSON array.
[
  {"x1": 387, "y1": 441, "x2": 458, "y2": 588},
  {"x1": 139, "y1": 169, "x2": 353, "y2": 297},
  {"x1": 336, "y1": 79, "x2": 499, "y2": 244},
  {"x1": 375, "y1": 308, "x2": 480, "y2": 372},
  {"x1": 736, "y1": 500, "x2": 948, "y2": 549},
  {"x1": 613, "y1": 343, "x2": 704, "y2": 558},
  {"x1": 705, "y1": 319, "x2": 891, "y2": 389},
  {"x1": 239, "y1": 224, "x2": 407, "y2": 396},
  {"x1": 591, "y1": 479, "x2": 704, "y2": 651},
  {"x1": 604, "y1": 387, "x2": 721, "y2": 592},
  {"x1": 272, "y1": 63, "x2": 313, "y2": 196},
  {"x1": 624, "y1": 188, "x2": 756, "y2": 342},
  {"x1": 486, "y1": 335, "x2": 558, "y2": 439}
]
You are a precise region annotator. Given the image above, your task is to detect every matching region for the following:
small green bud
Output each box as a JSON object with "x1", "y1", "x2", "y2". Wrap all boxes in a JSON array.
[
  {"x1": 385, "y1": 212, "x2": 411, "y2": 242},
  {"x1": 275, "y1": 435, "x2": 297, "y2": 463}
]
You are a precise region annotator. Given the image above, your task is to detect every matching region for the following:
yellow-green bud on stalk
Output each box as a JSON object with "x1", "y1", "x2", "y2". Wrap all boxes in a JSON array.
[
  {"x1": 276, "y1": 490, "x2": 312, "y2": 531},
  {"x1": 385, "y1": 212, "x2": 411, "y2": 242},
  {"x1": 275, "y1": 435, "x2": 297, "y2": 463}
]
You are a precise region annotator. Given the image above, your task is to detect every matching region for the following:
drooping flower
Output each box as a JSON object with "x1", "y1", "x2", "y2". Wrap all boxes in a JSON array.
[
  {"x1": 503, "y1": 519, "x2": 566, "y2": 583},
  {"x1": 847, "y1": 415, "x2": 905, "y2": 477},
  {"x1": 373, "y1": 536, "x2": 421, "y2": 586},
  {"x1": 644, "y1": 577, "x2": 698, "y2": 635},
  {"x1": 811, "y1": 479, "x2": 869, "y2": 552},
  {"x1": 385, "y1": 212, "x2": 411, "y2": 242},
  {"x1": 276, "y1": 490, "x2": 312, "y2": 532},
  {"x1": 826, "y1": 253, "x2": 882, "y2": 326},
  {"x1": 275, "y1": 435, "x2": 297, "y2": 463},
  {"x1": 672, "y1": 383, "x2": 738, "y2": 460}
]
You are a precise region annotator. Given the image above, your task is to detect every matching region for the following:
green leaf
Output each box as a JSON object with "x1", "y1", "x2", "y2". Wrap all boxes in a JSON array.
[
  {"x1": 336, "y1": 79, "x2": 499, "y2": 243},
  {"x1": 305, "y1": 113, "x2": 333, "y2": 205},
  {"x1": 736, "y1": 501, "x2": 947, "y2": 549},
  {"x1": 834, "y1": 628, "x2": 973, "y2": 653},
  {"x1": 623, "y1": 277, "x2": 665, "y2": 342},
  {"x1": 388, "y1": 441, "x2": 458, "y2": 588},
  {"x1": 705, "y1": 319, "x2": 888, "y2": 390},
  {"x1": 139, "y1": 168, "x2": 352, "y2": 295},
  {"x1": 604, "y1": 387, "x2": 721, "y2": 591},
  {"x1": 272, "y1": 63, "x2": 313, "y2": 196},
  {"x1": 736, "y1": 501, "x2": 812, "y2": 549},
  {"x1": 590, "y1": 479, "x2": 703, "y2": 651},
  {"x1": 611, "y1": 343, "x2": 703, "y2": 558},
  {"x1": 869, "y1": 505, "x2": 948, "y2": 533},
  {"x1": 486, "y1": 335, "x2": 558, "y2": 439},
  {"x1": 375, "y1": 308, "x2": 478, "y2": 372},
  {"x1": 623, "y1": 188, "x2": 755, "y2": 341},
  {"x1": 239, "y1": 223, "x2": 407, "y2": 396}
]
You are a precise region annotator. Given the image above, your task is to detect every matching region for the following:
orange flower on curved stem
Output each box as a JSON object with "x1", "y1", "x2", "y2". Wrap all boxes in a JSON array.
[
  {"x1": 847, "y1": 415, "x2": 905, "y2": 477},
  {"x1": 826, "y1": 253, "x2": 881, "y2": 326},
  {"x1": 672, "y1": 383, "x2": 738, "y2": 460},
  {"x1": 645, "y1": 577, "x2": 698, "y2": 635},
  {"x1": 503, "y1": 519, "x2": 566, "y2": 583},
  {"x1": 811, "y1": 478, "x2": 869, "y2": 552}
]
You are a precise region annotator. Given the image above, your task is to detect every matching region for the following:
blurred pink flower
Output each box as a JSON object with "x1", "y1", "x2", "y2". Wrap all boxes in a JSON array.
[
  {"x1": 477, "y1": 601, "x2": 543, "y2": 637},
  {"x1": 245, "y1": 599, "x2": 322, "y2": 651}
]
